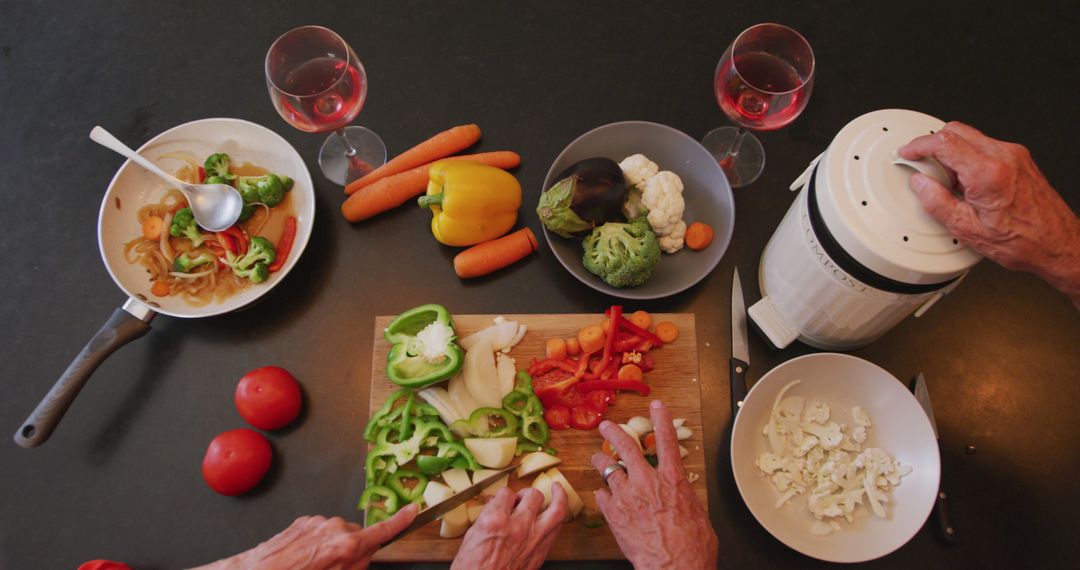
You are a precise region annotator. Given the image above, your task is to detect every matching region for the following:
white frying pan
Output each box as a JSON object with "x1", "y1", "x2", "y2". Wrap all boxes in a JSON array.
[{"x1": 14, "y1": 118, "x2": 315, "y2": 448}]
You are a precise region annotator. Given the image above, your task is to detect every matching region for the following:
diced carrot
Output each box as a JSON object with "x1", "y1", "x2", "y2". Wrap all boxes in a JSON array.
[
  {"x1": 565, "y1": 337, "x2": 581, "y2": 356},
  {"x1": 628, "y1": 310, "x2": 652, "y2": 330},
  {"x1": 655, "y1": 322, "x2": 679, "y2": 343},
  {"x1": 643, "y1": 433, "x2": 657, "y2": 455},
  {"x1": 546, "y1": 338, "x2": 567, "y2": 361},
  {"x1": 601, "y1": 440, "x2": 619, "y2": 459},
  {"x1": 142, "y1": 216, "x2": 164, "y2": 240},
  {"x1": 617, "y1": 364, "x2": 643, "y2": 382},
  {"x1": 578, "y1": 325, "x2": 605, "y2": 354},
  {"x1": 685, "y1": 222, "x2": 715, "y2": 250},
  {"x1": 151, "y1": 281, "x2": 170, "y2": 297}
]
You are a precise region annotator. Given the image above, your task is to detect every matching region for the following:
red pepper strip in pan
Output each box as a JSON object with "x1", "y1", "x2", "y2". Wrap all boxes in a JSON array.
[
  {"x1": 607, "y1": 308, "x2": 664, "y2": 345},
  {"x1": 216, "y1": 232, "x2": 237, "y2": 254},
  {"x1": 222, "y1": 226, "x2": 248, "y2": 255},
  {"x1": 268, "y1": 216, "x2": 297, "y2": 272},
  {"x1": 197, "y1": 166, "x2": 206, "y2": 183},
  {"x1": 594, "y1": 306, "x2": 622, "y2": 376},
  {"x1": 575, "y1": 379, "x2": 651, "y2": 396}
]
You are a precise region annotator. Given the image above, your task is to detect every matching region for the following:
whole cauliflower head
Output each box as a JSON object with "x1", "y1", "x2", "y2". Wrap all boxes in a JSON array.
[
  {"x1": 642, "y1": 171, "x2": 686, "y2": 246},
  {"x1": 619, "y1": 154, "x2": 659, "y2": 189}
]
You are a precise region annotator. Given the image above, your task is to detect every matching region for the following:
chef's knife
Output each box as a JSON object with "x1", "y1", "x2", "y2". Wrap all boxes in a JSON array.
[
  {"x1": 912, "y1": 373, "x2": 957, "y2": 545},
  {"x1": 730, "y1": 268, "x2": 750, "y2": 419},
  {"x1": 384, "y1": 464, "x2": 515, "y2": 544}
]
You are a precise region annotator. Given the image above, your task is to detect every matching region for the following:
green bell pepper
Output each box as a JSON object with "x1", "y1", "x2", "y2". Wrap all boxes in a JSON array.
[
  {"x1": 364, "y1": 388, "x2": 411, "y2": 442},
  {"x1": 385, "y1": 304, "x2": 464, "y2": 388},
  {"x1": 416, "y1": 454, "x2": 455, "y2": 475},
  {"x1": 364, "y1": 508, "x2": 390, "y2": 525},
  {"x1": 359, "y1": 485, "x2": 400, "y2": 514},
  {"x1": 515, "y1": 370, "x2": 534, "y2": 394},
  {"x1": 387, "y1": 469, "x2": 428, "y2": 504},
  {"x1": 521, "y1": 414, "x2": 550, "y2": 445},
  {"x1": 437, "y1": 441, "x2": 480, "y2": 471}
]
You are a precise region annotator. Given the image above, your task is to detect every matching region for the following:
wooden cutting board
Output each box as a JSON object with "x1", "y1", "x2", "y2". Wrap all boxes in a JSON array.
[{"x1": 367, "y1": 313, "x2": 706, "y2": 562}]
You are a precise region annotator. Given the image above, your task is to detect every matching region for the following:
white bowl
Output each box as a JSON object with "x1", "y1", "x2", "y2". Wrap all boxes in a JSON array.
[{"x1": 731, "y1": 353, "x2": 940, "y2": 563}]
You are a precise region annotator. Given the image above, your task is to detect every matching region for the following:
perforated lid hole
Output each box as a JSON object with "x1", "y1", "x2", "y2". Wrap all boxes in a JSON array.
[
  {"x1": 953, "y1": 239, "x2": 959, "y2": 245},
  {"x1": 854, "y1": 155, "x2": 860, "y2": 160},
  {"x1": 882, "y1": 127, "x2": 889, "y2": 132},
  {"x1": 903, "y1": 236, "x2": 909, "y2": 242},
  {"x1": 861, "y1": 201, "x2": 867, "y2": 206}
]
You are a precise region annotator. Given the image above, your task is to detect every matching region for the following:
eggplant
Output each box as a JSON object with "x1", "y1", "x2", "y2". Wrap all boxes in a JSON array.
[{"x1": 536, "y1": 157, "x2": 628, "y2": 238}]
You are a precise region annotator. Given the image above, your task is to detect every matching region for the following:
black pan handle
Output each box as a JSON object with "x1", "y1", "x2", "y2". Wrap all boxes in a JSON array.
[
  {"x1": 729, "y1": 357, "x2": 749, "y2": 420},
  {"x1": 14, "y1": 303, "x2": 153, "y2": 448}
]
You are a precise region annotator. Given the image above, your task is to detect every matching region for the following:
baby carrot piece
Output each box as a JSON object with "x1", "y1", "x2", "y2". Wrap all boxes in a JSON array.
[
  {"x1": 685, "y1": 222, "x2": 715, "y2": 250},
  {"x1": 617, "y1": 364, "x2": 643, "y2": 382},
  {"x1": 342, "y1": 151, "x2": 521, "y2": 221},
  {"x1": 344, "y1": 124, "x2": 482, "y2": 193},
  {"x1": 577, "y1": 325, "x2": 605, "y2": 354},
  {"x1": 546, "y1": 338, "x2": 568, "y2": 360},
  {"x1": 142, "y1": 216, "x2": 164, "y2": 240},
  {"x1": 655, "y1": 321, "x2": 679, "y2": 343},
  {"x1": 453, "y1": 227, "x2": 538, "y2": 278},
  {"x1": 151, "y1": 281, "x2": 170, "y2": 297},
  {"x1": 629, "y1": 310, "x2": 652, "y2": 330}
]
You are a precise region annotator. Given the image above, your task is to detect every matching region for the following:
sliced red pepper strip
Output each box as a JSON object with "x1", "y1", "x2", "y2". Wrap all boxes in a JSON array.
[
  {"x1": 575, "y1": 379, "x2": 651, "y2": 396},
  {"x1": 197, "y1": 166, "x2": 206, "y2": 183},
  {"x1": 573, "y1": 353, "x2": 591, "y2": 379},
  {"x1": 216, "y1": 232, "x2": 237, "y2": 254},
  {"x1": 528, "y1": 358, "x2": 559, "y2": 377},
  {"x1": 268, "y1": 216, "x2": 296, "y2": 273},
  {"x1": 608, "y1": 309, "x2": 664, "y2": 345},
  {"x1": 222, "y1": 226, "x2": 249, "y2": 255},
  {"x1": 594, "y1": 306, "x2": 622, "y2": 376}
]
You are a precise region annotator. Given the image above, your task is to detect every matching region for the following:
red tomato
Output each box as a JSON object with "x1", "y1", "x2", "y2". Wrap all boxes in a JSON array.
[
  {"x1": 585, "y1": 389, "x2": 613, "y2": 413},
  {"x1": 570, "y1": 404, "x2": 603, "y2": 430},
  {"x1": 202, "y1": 428, "x2": 272, "y2": 496},
  {"x1": 235, "y1": 366, "x2": 302, "y2": 430},
  {"x1": 78, "y1": 562, "x2": 132, "y2": 570},
  {"x1": 544, "y1": 404, "x2": 571, "y2": 430}
]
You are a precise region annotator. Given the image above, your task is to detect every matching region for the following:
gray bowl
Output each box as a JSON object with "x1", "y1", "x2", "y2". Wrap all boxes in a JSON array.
[{"x1": 541, "y1": 121, "x2": 735, "y2": 299}]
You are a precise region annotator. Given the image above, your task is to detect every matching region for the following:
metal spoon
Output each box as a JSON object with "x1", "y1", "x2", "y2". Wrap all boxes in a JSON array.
[{"x1": 90, "y1": 126, "x2": 243, "y2": 231}]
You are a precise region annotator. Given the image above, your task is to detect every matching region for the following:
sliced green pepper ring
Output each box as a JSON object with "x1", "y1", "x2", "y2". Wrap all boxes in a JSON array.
[
  {"x1": 516, "y1": 441, "x2": 542, "y2": 456},
  {"x1": 416, "y1": 418, "x2": 455, "y2": 444},
  {"x1": 385, "y1": 304, "x2": 464, "y2": 388},
  {"x1": 364, "y1": 388, "x2": 411, "y2": 441},
  {"x1": 414, "y1": 402, "x2": 441, "y2": 418},
  {"x1": 502, "y1": 390, "x2": 530, "y2": 415},
  {"x1": 468, "y1": 407, "x2": 520, "y2": 438},
  {"x1": 359, "y1": 485, "x2": 400, "y2": 514},
  {"x1": 364, "y1": 507, "x2": 390, "y2": 526},
  {"x1": 521, "y1": 414, "x2": 550, "y2": 445},
  {"x1": 399, "y1": 391, "x2": 415, "y2": 440},
  {"x1": 387, "y1": 469, "x2": 429, "y2": 503},
  {"x1": 416, "y1": 454, "x2": 455, "y2": 475},
  {"x1": 515, "y1": 370, "x2": 534, "y2": 394},
  {"x1": 437, "y1": 441, "x2": 480, "y2": 471}
]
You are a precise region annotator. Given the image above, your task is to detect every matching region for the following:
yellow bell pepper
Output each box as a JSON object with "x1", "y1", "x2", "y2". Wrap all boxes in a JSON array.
[{"x1": 418, "y1": 162, "x2": 522, "y2": 246}]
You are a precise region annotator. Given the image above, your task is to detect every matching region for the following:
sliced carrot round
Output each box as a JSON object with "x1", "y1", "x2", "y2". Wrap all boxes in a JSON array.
[
  {"x1": 629, "y1": 310, "x2": 652, "y2": 330},
  {"x1": 617, "y1": 364, "x2": 643, "y2": 382},
  {"x1": 655, "y1": 322, "x2": 679, "y2": 343},
  {"x1": 546, "y1": 338, "x2": 567, "y2": 360},
  {"x1": 565, "y1": 337, "x2": 581, "y2": 356},
  {"x1": 151, "y1": 281, "x2": 170, "y2": 297}
]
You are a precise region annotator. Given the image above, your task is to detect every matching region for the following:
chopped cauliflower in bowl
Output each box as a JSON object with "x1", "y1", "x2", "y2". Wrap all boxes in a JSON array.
[{"x1": 730, "y1": 353, "x2": 940, "y2": 563}]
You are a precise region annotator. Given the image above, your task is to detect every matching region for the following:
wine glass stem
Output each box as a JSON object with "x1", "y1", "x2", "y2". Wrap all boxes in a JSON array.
[
  {"x1": 727, "y1": 127, "x2": 748, "y2": 158},
  {"x1": 336, "y1": 128, "x2": 358, "y2": 158}
]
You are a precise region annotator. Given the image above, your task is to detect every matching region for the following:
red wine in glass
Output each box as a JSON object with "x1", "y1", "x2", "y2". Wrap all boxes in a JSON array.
[
  {"x1": 703, "y1": 24, "x2": 815, "y2": 187},
  {"x1": 266, "y1": 26, "x2": 385, "y2": 185}
]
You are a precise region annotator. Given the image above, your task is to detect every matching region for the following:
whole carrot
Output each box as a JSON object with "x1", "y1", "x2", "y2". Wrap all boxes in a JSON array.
[
  {"x1": 341, "y1": 151, "x2": 521, "y2": 222},
  {"x1": 453, "y1": 227, "x2": 538, "y2": 278},
  {"x1": 344, "y1": 124, "x2": 481, "y2": 194}
]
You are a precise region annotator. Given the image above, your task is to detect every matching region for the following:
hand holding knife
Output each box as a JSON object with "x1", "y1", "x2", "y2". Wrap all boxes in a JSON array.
[
  {"x1": 911, "y1": 372, "x2": 957, "y2": 545},
  {"x1": 730, "y1": 268, "x2": 750, "y2": 419}
]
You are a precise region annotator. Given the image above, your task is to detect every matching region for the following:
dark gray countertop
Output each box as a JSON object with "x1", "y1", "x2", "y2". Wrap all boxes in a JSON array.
[{"x1": 2, "y1": 1, "x2": 1078, "y2": 568}]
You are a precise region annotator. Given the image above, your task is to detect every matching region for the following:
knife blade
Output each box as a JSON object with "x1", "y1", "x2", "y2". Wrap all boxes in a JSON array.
[
  {"x1": 384, "y1": 464, "x2": 515, "y2": 544},
  {"x1": 912, "y1": 373, "x2": 956, "y2": 545},
  {"x1": 730, "y1": 268, "x2": 750, "y2": 419}
]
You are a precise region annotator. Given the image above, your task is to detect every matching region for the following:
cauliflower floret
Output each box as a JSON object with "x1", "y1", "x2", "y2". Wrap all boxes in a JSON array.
[
  {"x1": 756, "y1": 452, "x2": 786, "y2": 474},
  {"x1": 658, "y1": 220, "x2": 686, "y2": 254},
  {"x1": 802, "y1": 421, "x2": 844, "y2": 449},
  {"x1": 803, "y1": 401, "x2": 830, "y2": 424},
  {"x1": 619, "y1": 154, "x2": 659, "y2": 189},
  {"x1": 852, "y1": 406, "x2": 872, "y2": 428},
  {"x1": 852, "y1": 425, "x2": 868, "y2": 444},
  {"x1": 793, "y1": 435, "x2": 819, "y2": 458},
  {"x1": 641, "y1": 171, "x2": 686, "y2": 252}
]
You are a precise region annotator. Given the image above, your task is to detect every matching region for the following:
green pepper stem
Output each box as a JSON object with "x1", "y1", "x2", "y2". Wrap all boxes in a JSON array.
[{"x1": 417, "y1": 193, "x2": 445, "y2": 208}]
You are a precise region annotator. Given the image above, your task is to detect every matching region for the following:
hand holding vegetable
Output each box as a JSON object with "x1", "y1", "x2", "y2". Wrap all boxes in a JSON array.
[
  {"x1": 899, "y1": 121, "x2": 1080, "y2": 305},
  {"x1": 191, "y1": 506, "x2": 418, "y2": 570},
  {"x1": 450, "y1": 486, "x2": 568, "y2": 570},
  {"x1": 591, "y1": 400, "x2": 718, "y2": 570}
]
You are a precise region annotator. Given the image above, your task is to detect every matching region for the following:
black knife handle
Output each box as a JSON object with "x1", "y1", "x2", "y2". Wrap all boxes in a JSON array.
[
  {"x1": 935, "y1": 478, "x2": 957, "y2": 544},
  {"x1": 729, "y1": 358, "x2": 749, "y2": 420}
]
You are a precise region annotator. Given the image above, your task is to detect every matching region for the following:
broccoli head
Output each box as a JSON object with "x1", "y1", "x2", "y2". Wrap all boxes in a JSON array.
[
  {"x1": 237, "y1": 203, "x2": 257, "y2": 223},
  {"x1": 237, "y1": 174, "x2": 287, "y2": 207},
  {"x1": 204, "y1": 153, "x2": 236, "y2": 182},
  {"x1": 172, "y1": 252, "x2": 215, "y2": 273},
  {"x1": 169, "y1": 208, "x2": 208, "y2": 247},
  {"x1": 204, "y1": 175, "x2": 232, "y2": 185},
  {"x1": 224, "y1": 236, "x2": 276, "y2": 283},
  {"x1": 581, "y1": 215, "x2": 660, "y2": 288}
]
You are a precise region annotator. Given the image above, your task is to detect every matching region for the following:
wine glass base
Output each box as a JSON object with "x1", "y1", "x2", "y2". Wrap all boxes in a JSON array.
[
  {"x1": 318, "y1": 126, "x2": 387, "y2": 186},
  {"x1": 701, "y1": 127, "x2": 765, "y2": 188}
]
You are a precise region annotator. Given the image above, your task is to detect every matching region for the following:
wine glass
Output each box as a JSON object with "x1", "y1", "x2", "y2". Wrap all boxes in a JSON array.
[
  {"x1": 265, "y1": 25, "x2": 385, "y2": 185},
  {"x1": 702, "y1": 23, "x2": 815, "y2": 188}
]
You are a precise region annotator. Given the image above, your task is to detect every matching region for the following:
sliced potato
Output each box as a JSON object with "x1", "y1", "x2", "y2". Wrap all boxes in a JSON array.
[
  {"x1": 472, "y1": 469, "x2": 510, "y2": 497},
  {"x1": 441, "y1": 468, "x2": 472, "y2": 494},
  {"x1": 439, "y1": 503, "x2": 470, "y2": 538},
  {"x1": 464, "y1": 437, "x2": 517, "y2": 468},
  {"x1": 423, "y1": 481, "x2": 454, "y2": 509},
  {"x1": 516, "y1": 451, "x2": 562, "y2": 478},
  {"x1": 466, "y1": 499, "x2": 485, "y2": 523},
  {"x1": 531, "y1": 472, "x2": 554, "y2": 507},
  {"x1": 544, "y1": 468, "x2": 584, "y2": 518}
]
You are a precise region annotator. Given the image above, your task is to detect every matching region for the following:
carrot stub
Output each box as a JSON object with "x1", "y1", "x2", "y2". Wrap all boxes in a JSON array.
[
  {"x1": 344, "y1": 124, "x2": 482, "y2": 194},
  {"x1": 341, "y1": 151, "x2": 521, "y2": 221},
  {"x1": 655, "y1": 322, "x2": 679, "y2": 343},
  {"x1": 577, "y1": 325, "x2": 605, "y2": 354},
  {"x1": 546, "y1": 338, "x2": 568, "y2": 361},
  {"x1": 565, "y1": 337, "x2": 581, "y2": 356},
  {"x1": 685, "y1": 222, "x2": 715, "y2": 250},
  {"x1": 452, "y1": 227, "x2": 538, "y2": 279}
]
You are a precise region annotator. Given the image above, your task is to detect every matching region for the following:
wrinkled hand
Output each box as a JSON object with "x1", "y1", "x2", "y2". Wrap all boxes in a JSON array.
[
  {"x1": 900, "y1": 121, "x2": 1080, "y2": 303},
  {"x1": 193, "y1": 504, "x2": 418, "y2": 570},
  {"x1": 591, "y1": 400, "x2": 718, "y2": 569},
  {"x1": 450, "y1": 485, "x2": 568, "y2": 570}
]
